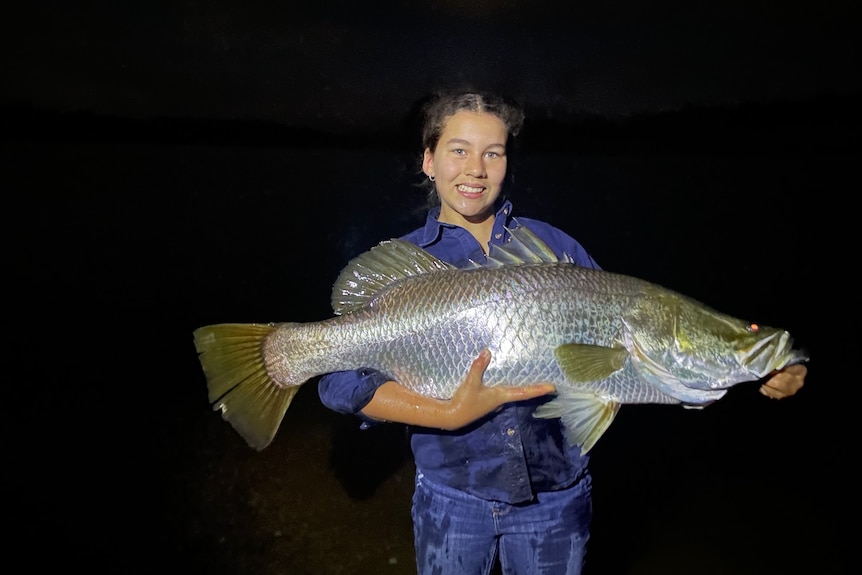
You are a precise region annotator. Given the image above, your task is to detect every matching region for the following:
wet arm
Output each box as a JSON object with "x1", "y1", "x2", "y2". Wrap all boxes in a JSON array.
[{"x1": 361, "y1": 349, "x2": 556, "y2": 430}]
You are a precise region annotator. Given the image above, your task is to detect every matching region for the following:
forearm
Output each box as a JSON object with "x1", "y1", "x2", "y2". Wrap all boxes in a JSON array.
[
  {"x1": 360, "y1": 350, "x2": 556, "y2": 430},
  {"x1": 360, "y1": 380, "x2": 464, "y2": 430}
]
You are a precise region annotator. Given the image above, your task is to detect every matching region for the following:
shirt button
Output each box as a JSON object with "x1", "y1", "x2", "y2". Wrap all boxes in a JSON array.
[
  {"x1": 507, "y1": 428, "x2": 516, "y2": 436},
  {"x1": 495, "y1": 233, "x2": 502, "y2": 239}
]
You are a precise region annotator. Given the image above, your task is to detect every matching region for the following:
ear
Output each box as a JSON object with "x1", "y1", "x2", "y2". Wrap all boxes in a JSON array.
[{"x1": 422, "y1": 148, "x2": 434, "y2": 177}]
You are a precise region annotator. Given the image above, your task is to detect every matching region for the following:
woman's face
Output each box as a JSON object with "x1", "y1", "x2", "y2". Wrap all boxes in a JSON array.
[{"x1": 423, "y1": 110, "x2": 508, "y2": 226}]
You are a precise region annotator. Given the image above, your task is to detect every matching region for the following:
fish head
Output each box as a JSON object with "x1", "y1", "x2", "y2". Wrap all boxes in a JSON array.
[{"x1": 626, "y1": 291, "x2": 809, "y2": 392}]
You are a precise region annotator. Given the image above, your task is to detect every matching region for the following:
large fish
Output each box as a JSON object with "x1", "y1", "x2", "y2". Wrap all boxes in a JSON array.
[{"x1": 193, "y1": 224, "x2": 808, "y2": 453}]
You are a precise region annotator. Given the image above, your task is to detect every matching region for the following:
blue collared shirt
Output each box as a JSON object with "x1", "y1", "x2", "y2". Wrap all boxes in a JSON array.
[{"x1": 318, "y1": 200, "x2": 600, "y2": 504}]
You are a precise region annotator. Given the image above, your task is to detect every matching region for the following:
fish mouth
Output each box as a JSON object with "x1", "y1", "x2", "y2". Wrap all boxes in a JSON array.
[{"x1": 743, "y1": 330, "x2": 809, "y2": 377}]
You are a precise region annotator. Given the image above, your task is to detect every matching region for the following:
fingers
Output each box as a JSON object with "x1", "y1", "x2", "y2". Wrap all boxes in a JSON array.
[
  {"x1": 466, "y1": 349, "x2": 555, "y2": 401},
  {"x1": 759, "y1": 363, "x2": 807, "y2": 399},
  {"x1": 759, "y1": 383, "x2": 784, "y2": 399},
  {"x1": 785, "y1": 363, "x2": 808, "y2": 378},
  {"x1": 462, "y1": 349, "x2": 492, "y2": 388},
  {"x1": 506, "y1": 383, "x2": 556, "y2": 401},
  {"x1": 469, "y1": 349, "x2": 492, "y2": 375}
]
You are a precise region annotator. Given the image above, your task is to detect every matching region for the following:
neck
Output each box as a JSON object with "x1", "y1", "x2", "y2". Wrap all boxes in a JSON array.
[{"x1": 438, "y1": 208, "x2": 495, "y2": 254}]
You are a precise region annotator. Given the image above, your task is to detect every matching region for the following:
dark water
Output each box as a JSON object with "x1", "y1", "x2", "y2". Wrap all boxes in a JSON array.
[{"x1": 6, "y1": 101, "x2": 853, "y2": 574}]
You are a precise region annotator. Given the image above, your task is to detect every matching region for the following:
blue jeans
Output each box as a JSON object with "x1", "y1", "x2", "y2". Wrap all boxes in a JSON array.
[{"x1": 412, "y1": 470, "x2": 592, "y2": 575}]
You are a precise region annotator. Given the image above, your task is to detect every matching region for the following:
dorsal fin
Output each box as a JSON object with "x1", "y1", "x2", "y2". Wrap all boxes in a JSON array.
[
  {"x1": 330, "y1": 221, "x2": 571, "y2": 315},
  {"x1": 331, "y1": 239, "x2": 456, "y2": 315},
  {"x1": 462, "y1": 220, "x2": 572, "y2": 269}
]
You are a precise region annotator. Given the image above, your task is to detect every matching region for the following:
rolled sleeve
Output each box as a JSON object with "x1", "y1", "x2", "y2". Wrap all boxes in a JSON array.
[{"x1": 318, "y1": 368, "x2": 389, "y2": 418}]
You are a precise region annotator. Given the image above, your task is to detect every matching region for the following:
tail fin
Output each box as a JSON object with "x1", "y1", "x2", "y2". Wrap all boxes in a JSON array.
[{"x1": 193, "y1": 323, "x2": 300, "y2": 451}]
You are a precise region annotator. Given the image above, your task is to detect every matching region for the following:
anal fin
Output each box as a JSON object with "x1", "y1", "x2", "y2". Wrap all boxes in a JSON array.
[{"x1": 533, "y1": 390, "x2": 621, "y2": 455}]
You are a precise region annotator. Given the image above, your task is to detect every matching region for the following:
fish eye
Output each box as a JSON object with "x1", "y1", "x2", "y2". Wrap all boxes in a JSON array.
[{"x1": 747, "y1": 323, "x2": 760, "y2": 333}]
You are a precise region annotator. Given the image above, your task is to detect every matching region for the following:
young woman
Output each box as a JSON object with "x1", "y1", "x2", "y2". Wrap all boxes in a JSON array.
[{"x1": 318, "y1": 91, "x2": 807, "y2": 575}]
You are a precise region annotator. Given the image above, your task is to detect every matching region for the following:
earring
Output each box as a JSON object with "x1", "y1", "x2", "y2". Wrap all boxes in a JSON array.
[{"x1": 428, "y1": 175, "x2": 435, "y2": 182}]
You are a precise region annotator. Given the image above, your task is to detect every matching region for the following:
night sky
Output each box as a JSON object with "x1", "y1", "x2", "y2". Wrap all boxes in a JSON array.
[
  {"x1": 4, "y1": 1, "x2": 858, "y2": 128},
  {"x1": 5, "y1": 2, "x2": 857, "y2": 574}
]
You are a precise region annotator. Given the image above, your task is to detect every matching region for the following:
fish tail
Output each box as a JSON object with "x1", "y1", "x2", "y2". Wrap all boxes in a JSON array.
[{"x1": 193, "y1": 323, "x2": 300, "y2": 451}]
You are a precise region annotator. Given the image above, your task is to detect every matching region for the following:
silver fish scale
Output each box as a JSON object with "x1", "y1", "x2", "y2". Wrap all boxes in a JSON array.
[{"x1": 267, "y1": 262, "x2": 680, "y2": 404}]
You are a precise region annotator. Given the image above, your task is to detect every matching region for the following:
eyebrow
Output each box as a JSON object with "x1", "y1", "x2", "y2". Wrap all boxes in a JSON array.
[{"x1": 444, "y1": 138, "x2": 506, "y2": 149}]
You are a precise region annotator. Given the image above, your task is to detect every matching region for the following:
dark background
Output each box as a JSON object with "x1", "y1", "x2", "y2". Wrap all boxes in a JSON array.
[{"x1": 4, "y1": 2, "x2": 856, "y2": 574}]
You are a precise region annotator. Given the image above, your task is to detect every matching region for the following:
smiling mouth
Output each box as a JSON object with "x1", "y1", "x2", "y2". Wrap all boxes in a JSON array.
[{"x1": 457, "y1": 184, "x2": 484, "y2": 194}]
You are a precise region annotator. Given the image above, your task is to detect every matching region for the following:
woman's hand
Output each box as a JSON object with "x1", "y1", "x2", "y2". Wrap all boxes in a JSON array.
[
  {"x1": 361, "y1": 349, "x2": 555, "y2": 430},
  {"x1": 443, "y1": 349, "x2": 555, "y2": 429},
  {"x1": 759, "y1": 363, "x2": 807, "y2": 399}
]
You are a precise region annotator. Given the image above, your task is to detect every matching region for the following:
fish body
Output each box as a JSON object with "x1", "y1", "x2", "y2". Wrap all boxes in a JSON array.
[{"x1": 193, "y1": 224, "x2": 808, "y2": 452}]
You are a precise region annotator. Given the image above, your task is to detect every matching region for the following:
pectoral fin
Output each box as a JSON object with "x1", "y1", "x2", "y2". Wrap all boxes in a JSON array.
[
  {"x1": 533, "y1": 390, "x2": 621, "y2": 454},
  {"x1": 554, "y1": 343, "x2": 628, "y2": 383}
]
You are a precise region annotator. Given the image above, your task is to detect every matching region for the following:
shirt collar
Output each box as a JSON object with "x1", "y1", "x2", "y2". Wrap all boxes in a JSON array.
[{"x1": 416, "y1": 200, "x2": 515, "y2": 247}]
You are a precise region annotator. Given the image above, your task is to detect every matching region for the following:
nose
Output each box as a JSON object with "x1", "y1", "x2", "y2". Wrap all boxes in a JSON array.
[{"x1": 465, "y1": 156, "x2": 486, "y2": 177}]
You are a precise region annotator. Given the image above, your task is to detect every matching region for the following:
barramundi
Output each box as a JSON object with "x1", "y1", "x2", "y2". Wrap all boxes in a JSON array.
[{"x1": 193, "y1": 224, "x2": 808, "y2": 453}]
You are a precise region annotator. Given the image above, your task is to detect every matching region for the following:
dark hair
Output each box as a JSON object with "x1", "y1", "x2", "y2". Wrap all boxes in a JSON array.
[{"x1": 416, "y1": 91, "x2": 525, "y2": 208}]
